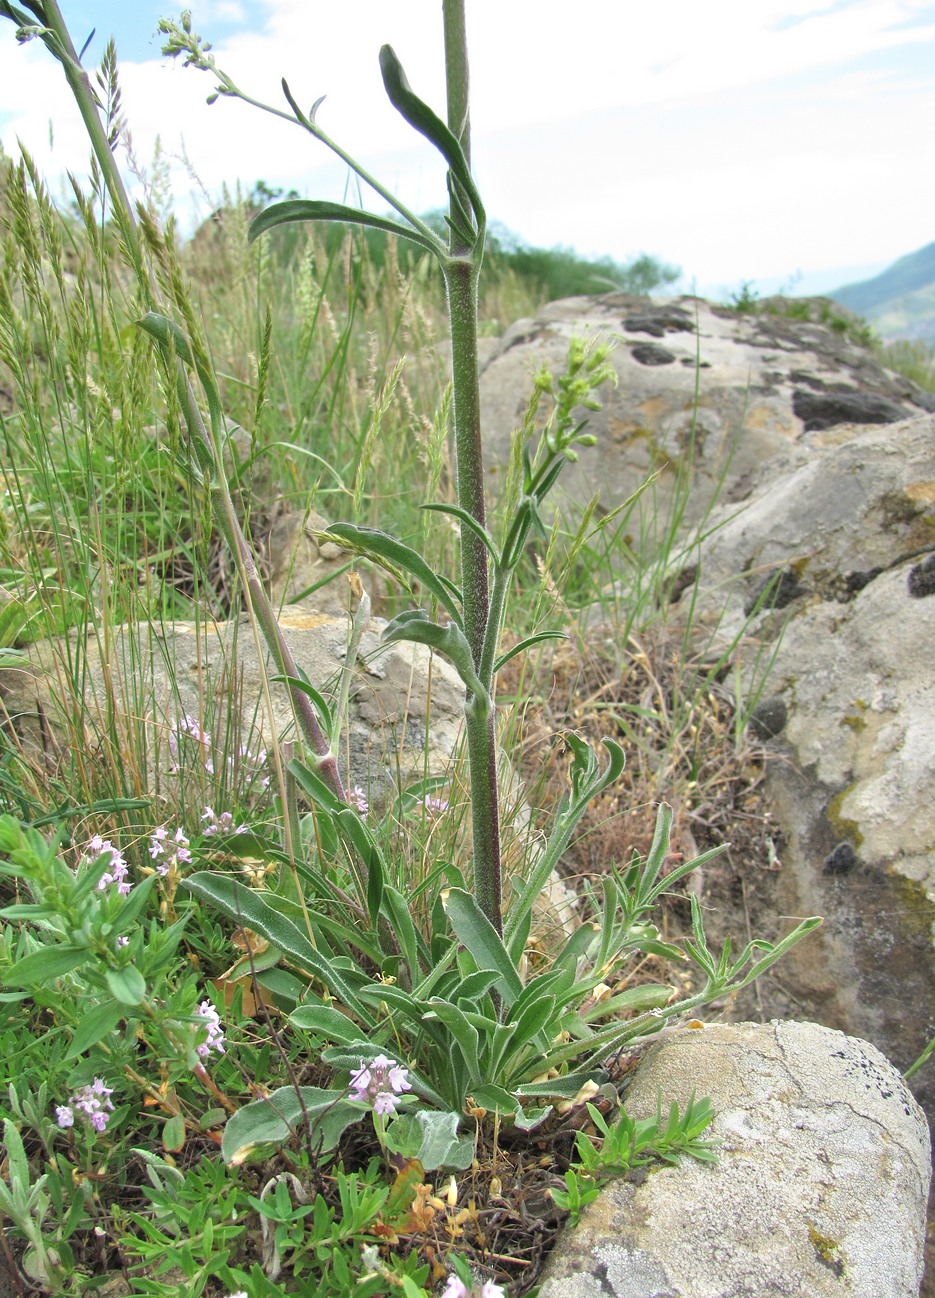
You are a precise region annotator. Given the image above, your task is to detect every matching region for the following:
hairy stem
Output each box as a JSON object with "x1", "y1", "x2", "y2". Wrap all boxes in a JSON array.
[{"x1": 442, "y1": 0, "x2": 502, "y2": 933}]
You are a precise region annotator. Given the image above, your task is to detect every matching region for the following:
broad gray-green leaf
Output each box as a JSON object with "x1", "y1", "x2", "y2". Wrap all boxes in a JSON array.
[
  {"x1": 383, "y1": 1110, "x2": 474, "y2": 1171},
  {"x1": 441, "y1": 887, "x2": 523, "y2": 1007},
  {"x1": 382, "y1": 612, "x2": 485, "y2": 699},
  {"x1": 221, "y1": 1087, "x2": 360, "y2": 1164},
  {"x1": 378, "y1": 45, "x2": 483, "y2": 225}
]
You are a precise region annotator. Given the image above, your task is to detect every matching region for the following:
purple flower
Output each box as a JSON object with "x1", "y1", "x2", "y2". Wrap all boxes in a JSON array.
[
  {"x1": 423, "y1": 794, "x2": 449, "y2": 816},
  {"x1": 201, "y1": 807, "x2": 248, "y2": 836},
  {"x1": 81, "y1": 836, "x2": 132, "y2": 896},
  {"x1": 56, "y1": 1078, "x2": 115, "y2": 1135},
  {"x1": 195, "y1": 999, "x2": 225, "y2": 1059},
  {"x1": 348, "y1": 786, "x2": 369, "y2": 816},
  {"x1": 149, "y1": 825, "x2": 191, "y2": 876},
  {"x1": 169, "y1": 714, "x2": 214, "y2": 774},
  {"x1": 441, "y1": 1278, "x2": 505, "y2": 1298},
  {"x1": 348, "y1": 1054, "x2": 411, "y2": 1115}
]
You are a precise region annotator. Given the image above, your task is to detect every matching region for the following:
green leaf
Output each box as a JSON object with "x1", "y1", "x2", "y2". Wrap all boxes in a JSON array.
[
  {"x1": 323, "y1": 522, "x2": 463, "y2": 626},
  {"x1": 111, "y1": 873, "x2": 158, "y2": 933},
  {"x1": 383, "y1": 1110, "x2": 474, "y2": 1172},
  {"x1": 494, "y1": 630, "x2": 567, "y2": 673},
  {"x1": 162, "y1": 1113, "x2": 186, "y2": 1153},
  {"x1": 470, "y1": 1084, "x2": 552, "y2": 1131},
  {"x1": 2, "y1": 944, "x2": 89, "y2": 987},
  {"x1": 248, "y1": 200, "x2": 441, "y2": 256},
  {"x1": 382, "y1": 612, "x2": 485, "y2": 699},
  {"x1": 378, "y1": 45, "x2": 483, "y2": 226},
  {"x1": 422, "y1": 999, "x2": 481, "y2": 1086},
  {"x1": 181, "y1": 872, "x2": 365, "y2": 1015},
  {"x1": 441, "y1": 888, "x2": 523, "y2": 1008},
  {"x1": 66, "y1": 1001, "x2": 125, "y2": 1058},
  {"x1": 271, "y1": 674, "x2": 333, "y2": 739},
  {"x1": 221, "y1": 1087, "x2": 360, "y2": 1164},
  {"x1": 420, "y1": 503, "x2": 500, "y2": 562},
  {"x1": 105, "y1": 965, "x2": 147, "y2": 1006},
  {"x1": 289, "y1": 1003, "x2": 367, "y2": 1045},
  {"x1": 582, "y1": 983, "x2": 673, "y2": 1021}
]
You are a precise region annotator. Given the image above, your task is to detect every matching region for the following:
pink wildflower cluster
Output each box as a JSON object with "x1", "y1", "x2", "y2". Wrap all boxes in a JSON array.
[
  {"x1": 195, "y1": 999, "x2": 225, "y2": 1059},
  {"x1": 80, "y1": 836, "x2": 131, "y2": 896},
  {"x1": 55, "y1": 1078, "x2": 115, "y2": 1134},
  {"x1": 201, "y1": 806, "x2": 248, "y2": 836},
  {"x1": 348, "y1": 785, "x2": 369, "y2": 815},
  {"x1": 441, "y1": 1277, "x2": 505, "y2": 1298},
  {"x1": 423, "y1": 794, "x2": 449, "y2": 816},
  {"x1": 168, "y1": 714, "x2": 214, "y2": 774},
  {"x1": 149, "y1": 825, "x2": 191, "y2": 876},
  {"x1": 348, "y1": 1054, "x2": 411, "y2": 1116}
]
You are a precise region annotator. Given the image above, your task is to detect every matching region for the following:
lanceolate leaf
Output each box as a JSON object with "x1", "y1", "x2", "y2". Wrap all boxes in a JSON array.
[
  {"x1": 181, "y1": 872, "x2": 365, "y2": 1015},
  {"x1": 441, "y1": 887, "x2": 523, "y2": 1007},
  {"x1": 248, "y1": 199, "x2": 441, "y2": 256},
  {"x1": 221, "y1": 1087, "x2": 360, "y2": 1164},
  {"x1": 494, "y1": 631, "x2": 567, "y2": 673},
  {"x1": 3, "y1": 944, "x2": 89, "y2": 987},
  {"x1": 378, "y1": 45, "x2": 483, "y2": 225},
  {"x1": 323, "y1": 522, "x2": 463, "y2": 625}
]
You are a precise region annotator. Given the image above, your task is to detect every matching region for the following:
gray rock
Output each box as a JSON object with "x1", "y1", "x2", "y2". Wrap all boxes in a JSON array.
[
  {"x1": 479, "y1": 294, "x2": 928, "y2": 537},
  {"x1": 539, "y1": 1021, "x2": 930, "y2": 1298},
  {"x1": 0, "y1": 611, "x2": 465, "y2": 806}
]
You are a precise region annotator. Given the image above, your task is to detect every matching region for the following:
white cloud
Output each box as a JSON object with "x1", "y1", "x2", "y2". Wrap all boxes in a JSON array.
[{"x1": 2, "y1": 1, "x2": 934, "y2": 286}]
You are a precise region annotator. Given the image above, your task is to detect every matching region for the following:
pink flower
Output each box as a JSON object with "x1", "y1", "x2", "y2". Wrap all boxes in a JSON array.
[
  {"x1": 441, "y1": 1278, "x2": 505, "y2": 1298},
  {"x1": 56, "y1": 1079, "x2": 115, "y2": 1135},
  {"x1": 423, "y1": 794, "x2": 449, "y2": 816},
  {"x1": 195, "y1": 999, "x2": 225, "y2": 1059},
  {"x1": 149, "y1": 825, "x2": 191, "y2": 876},
  {"x1": 81, "y1": 837, "x2": 131, "y2": 896},
  {"x1": 348, "y1": 1054, "x2": 411, "y2": 1115},
  {"x1": 348, "y1": 786, "x2": 369, "y2": 815},
  {"x1": 201, "y1": 807, "x2": 248, "y2": 836},
  {"x1": 169, "y1": 714, "x2": 214, "y2": 774}
]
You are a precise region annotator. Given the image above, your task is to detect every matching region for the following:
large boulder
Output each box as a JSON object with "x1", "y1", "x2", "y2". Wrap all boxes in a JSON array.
[
  {"x1": 0, "y1": 610, "x2": 465, "y2": 807},
  {"x1": 539, "y1": 1021, "x2": 930, "y2": 1298},
  {"x1": 479, "y1": 293, "x2": 933, "y2": 534},
  {"x1": 480, "y1": 296, "x2": 935, "y2": 1287}
]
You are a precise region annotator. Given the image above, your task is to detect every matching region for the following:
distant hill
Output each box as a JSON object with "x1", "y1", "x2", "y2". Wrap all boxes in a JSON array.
[{"x1": 829, "y1": 242, "x2": 935, "y2": 343}]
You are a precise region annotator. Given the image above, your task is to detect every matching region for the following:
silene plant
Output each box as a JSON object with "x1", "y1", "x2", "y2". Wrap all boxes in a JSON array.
[{"x1": 0, "y1": 0, "x2": 820, "y2": 1290}]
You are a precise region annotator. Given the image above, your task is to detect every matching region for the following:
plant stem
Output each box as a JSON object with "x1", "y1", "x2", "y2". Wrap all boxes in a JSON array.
[{"x1": 442, "y1": 0, "x2": 502, "y2": 933}]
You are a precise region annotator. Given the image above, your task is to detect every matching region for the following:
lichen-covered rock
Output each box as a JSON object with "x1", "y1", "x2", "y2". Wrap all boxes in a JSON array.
[
  {"x1": 479, "y1": 294, "x2": 930, "y2": 537},
  {"x1": 539, "y1": 1021, "x2": 930, "y2": 1298}
]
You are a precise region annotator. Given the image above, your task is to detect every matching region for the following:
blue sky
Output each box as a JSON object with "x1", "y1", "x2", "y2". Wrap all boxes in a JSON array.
[{"x1": 2, "y1": 1, "x2": 935, "y2": 299}]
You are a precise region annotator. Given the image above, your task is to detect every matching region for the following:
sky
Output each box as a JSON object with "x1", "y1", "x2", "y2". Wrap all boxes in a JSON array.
[{"x1": 1, "y1": 1, "x2": 934, "y2": 300}]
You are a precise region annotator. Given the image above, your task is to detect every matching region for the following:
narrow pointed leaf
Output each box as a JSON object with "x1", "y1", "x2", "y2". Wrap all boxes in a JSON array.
[
  {"x1": 378, "y1": 45, "x2": 483, "y2": 222},
  {"x1": 420, "y1": 503, "x2": 500, "y2": 562},
  {"x1": 323, "y1": 523, "x2": 463, "y2": 625},
  {"x1": 248, "y1": 199, "x2": 441, "y2": 256},
  {"x1": 181, "y1": 872, "x2": 364, "y2": 1014},
  {"x1": 494, "y1": 631, "x2": 567, "y2": 673}
]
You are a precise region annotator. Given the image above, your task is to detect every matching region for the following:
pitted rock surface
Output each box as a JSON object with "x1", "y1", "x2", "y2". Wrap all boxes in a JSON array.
[
  {"x1": 479, "y1": 294, "x2": 930, "y2": 535},
  {"x1": 539, "y1": 1021, "x2": 930, "y2": 1298}
]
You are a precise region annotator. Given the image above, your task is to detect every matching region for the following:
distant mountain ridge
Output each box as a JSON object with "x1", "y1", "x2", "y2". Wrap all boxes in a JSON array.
[{"x1": 829, "y1": 241, "x2": 935, "y2": 343}]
